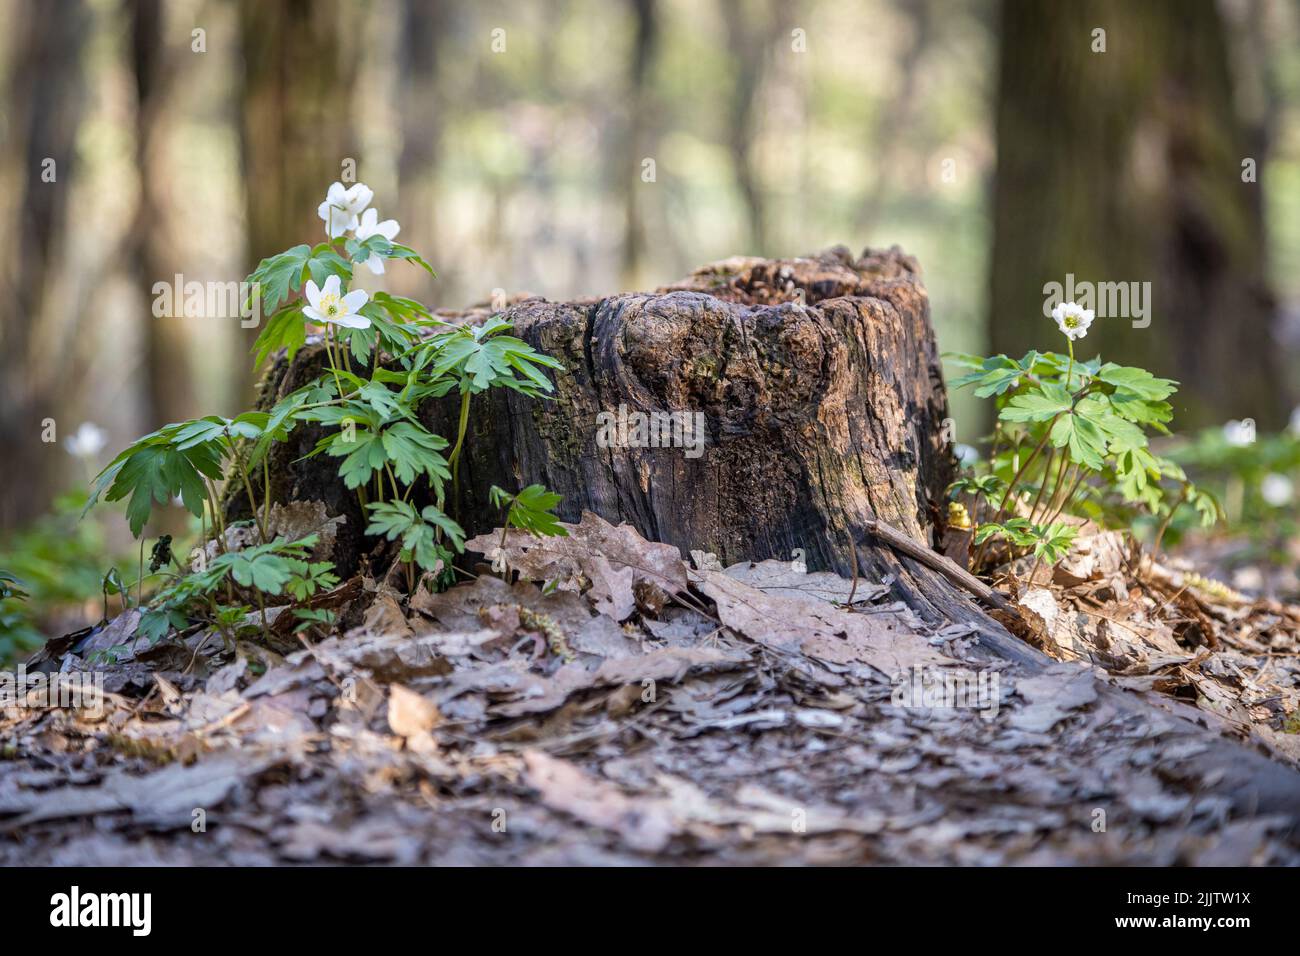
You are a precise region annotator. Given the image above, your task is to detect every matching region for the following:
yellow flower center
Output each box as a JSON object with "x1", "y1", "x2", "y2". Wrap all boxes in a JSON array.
[
  {"x1": 1064, "y1": 314, "x2": 1079, "y2": 328},
  {"x1": 319, "y1": 292, "x2": 342, "y2": 318}
]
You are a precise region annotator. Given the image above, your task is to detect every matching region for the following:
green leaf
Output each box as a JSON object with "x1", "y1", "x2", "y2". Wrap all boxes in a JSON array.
[
  {"x1": 491, "y1": 483, "x2": 567, "y2": 538},
  {"x1": 245, "y1": 244, "x2": 311, "y2": 316},
  {"x1": 1000, "y1": 383, "x2": 1073, "y2": 423},
  {"x1": 1095, "y1": 363, "x2": 1177, "y2": 401}
]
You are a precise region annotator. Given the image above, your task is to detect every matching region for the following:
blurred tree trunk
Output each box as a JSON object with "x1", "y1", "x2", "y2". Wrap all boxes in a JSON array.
[
  {"x1": 618, "y1": 0, "x2": 658, "y2": 288},
  {"x1": 130, "y1": 0, "x2": 193, "y2": 430},
  {"x1": 397, "y1": 0, "x2": 447, "y2": 285},
  {"x1": 0, "y1": 0, "x2": 90, "y2": 527},
  {"x1": 990, "y1": 0, "x2": 1283, "y2": 428},
  {"x1": 237, "y1": 0, "x2": 362, "y2": 403},
  {"x1": 721, "y1": 0, "x2": 783, "y2": 254}
]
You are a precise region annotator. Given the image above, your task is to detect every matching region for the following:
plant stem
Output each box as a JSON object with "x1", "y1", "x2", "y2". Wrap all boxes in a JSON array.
[
  {"x1": 261, "y1": 453, "x2": 273, "y2": 540},
  {"x1": 1027, "y1": 446, "x2": 1056, "y2": 524},
  {"x1": 1027, "y1": 553, "x2": 1044, "y2": 589},
  {"x1": 447, "y1": 390, "x2": 471, "y2": 495},
  {"x1": 1040, "y1": 451, "x2": 1073, "y2": 525},
  {"x1": 1045, "y1": 467, "x2": 1087, "y2": 528},
  {"x1": 1152, "y1": 485, "x2": 1189, "y2": 555},
  {"x1": 205, "y1": 479, "x2": 227, "y2": 554},
  {"x1": 324, "y1": 325, "x2": 345, "y2": 398},
  {"x1": 974, "y1": 418, "x2": 1058, "y2": 568},
  {"x1": 233, "y1": 447, "x2": 269, "y2": 543}
]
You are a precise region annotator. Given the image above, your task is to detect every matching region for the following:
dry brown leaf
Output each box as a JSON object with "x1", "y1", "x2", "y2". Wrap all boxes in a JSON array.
[
  {"x1": 722, "y1": 559, "x2": 889, "y2": 605},
  {"x1": 692, "y1": 567, "x2": 948, "y2": 674},
  {"x1": 465, "y1": 511, "x2": 689, "y2": 621},
  {"x1": 388, "y1": 684, "x2": 441, "y2": 738},
  {"x1": 523, "y1": 751, "x2": 677, "y2": 852}
]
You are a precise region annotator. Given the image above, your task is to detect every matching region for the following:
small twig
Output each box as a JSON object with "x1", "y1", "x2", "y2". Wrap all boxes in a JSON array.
[{"x1": 861, "y1": 518, "x2": 1015, "y2": 613}]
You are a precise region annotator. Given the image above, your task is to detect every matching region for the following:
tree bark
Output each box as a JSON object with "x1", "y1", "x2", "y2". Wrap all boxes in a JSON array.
[{"x1": 238, "y1": 247, "x2": 1012, "y2": 646}]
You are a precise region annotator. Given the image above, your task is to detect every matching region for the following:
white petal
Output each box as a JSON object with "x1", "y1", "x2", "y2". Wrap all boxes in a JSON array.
[
  {"x1": 322, "y1": 274, "x2": 341, "y2": 297},
  {"x1": 326, "y1": 182, "x2": 348, "y2": 203},
  {"x1": 346, "y1": 183, "x2": 374, "y2": 213},
  {"x1": 304, "y1": 279, "x2": 322, "y2": 308},
  {"x1": 332, "y1": 313, "x2": 371, "y2": 330},
  {"x1": 377, "y1": 219, "x2": 400, "y2": 240},
  {"x1": 359, "y1": 208, "x2": 378, "y2": 230},
  {"x1": 303, "y1": 306, "x2": 324, "y2": 322},
  {"x1": 365, "y1": 255, "x2": 386, "y2": 275},
  {"x1": 341, "y1": 289, "x2": 369, "y2": 311}
]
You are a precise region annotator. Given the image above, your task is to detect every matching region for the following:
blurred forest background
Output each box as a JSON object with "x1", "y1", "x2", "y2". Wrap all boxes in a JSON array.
[{"x1": 2, "y1": 0, "x2": 1300, "y2": 641}]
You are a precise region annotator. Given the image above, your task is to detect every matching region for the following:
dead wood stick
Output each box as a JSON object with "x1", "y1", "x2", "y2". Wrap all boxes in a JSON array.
[{"x1": 861, "y1": 518, "x2": 1015, "y2": 614}]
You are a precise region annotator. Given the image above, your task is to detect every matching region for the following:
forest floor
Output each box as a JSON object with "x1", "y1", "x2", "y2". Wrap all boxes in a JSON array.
[{"x1": 2, "y1": 511, "x2": 1299, "y2": 865}]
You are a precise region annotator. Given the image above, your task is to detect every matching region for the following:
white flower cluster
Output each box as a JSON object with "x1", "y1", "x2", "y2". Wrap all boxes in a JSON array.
[
  {"x1": 317, "y1": 181, "x2": 402, "y2": 275},
  {"x1": 306, "y1": 182, "x2": 404, "y2": 331}
]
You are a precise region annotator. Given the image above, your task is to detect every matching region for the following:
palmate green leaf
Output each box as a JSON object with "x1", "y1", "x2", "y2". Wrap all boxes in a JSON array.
[
  {"x1": 420, "y1": 505, "x2": 465, "y2": 552},
  {"x1": 327, "y1": 429, "x2": 388, "y2": 490},
  {"x1": 387, "y1": 243, "x2": 436, "y2": 276},
  {"x1": 942, "y1": 351, "x2": 988, "y2": 371},
  {"x1": 1049, "y1": 410, "x2": 1107, "y2": 471},
  {"x1": 93, "y1": 440, "x2": 225, "y2": 537},
  {"x1": 205, "y1": 535, "x2": 320, "y2": 597},
  {"x1": 1108, "y1": 390, "x2": 1173, "y2": 428},
  {"x1": 490, "y1": 484, "x2": 568, "y2": 538},
  {"x1": 952, "y1": 351, "x2": 1048, "y2": 397},
  {"x1": 951, "y1": 355, "x2": 1022, "y2": 397},
  {"x1": 1114, "y1": 444, "x2": 1164, "y2": 505},
  {"x1": 245, "y1": 244, "x2": 311, "y2": 316},
  {"x1": 947, "y1": 474, "x2": 1006, "y2": 500},
  {"x1": 252, "y1": 304, "x2": 308, "y2": 368},
  {"x1": 972, "y1": 518, "x2": 1035, "y2": 547},
  {"x1": 305, "y1": 243, "x2": 353, "y2": 288},
  {"x1": 1000, "y1": 382, "x2": 1073, "y2": 423},
  {"x1": 1032, "y1": 523, "x2": 1078, "y2": 565},
  {"x1": 417, "y1": 318, "x2": 564, "y2": 397},
  {"x1": 364, "y1": 500, "x2": 465, "y2": 572},
  {"x1": 246, "y1": 243, "x2": 355, "y2": 367},
  {"x1": 1186, "y1": 486, "x2": 1221, "y2": 528},
  {"x1": 380, "y1": 422, "x2": 451, "y2": 489},
  {"x1": 1095, "y1": 363, "x2": 1177, "y2": 401},
  {"x1": 285, "y1": 560, "x2": 340, "y2": 601},
  {"x1": 348, "y1": 293, "x2": 429, "y2": 365}
]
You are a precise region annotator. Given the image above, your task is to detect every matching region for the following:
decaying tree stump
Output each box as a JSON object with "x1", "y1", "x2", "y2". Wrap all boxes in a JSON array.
[{"x1": 241, "y1": 246, "x2": 1031, "y2": 654}]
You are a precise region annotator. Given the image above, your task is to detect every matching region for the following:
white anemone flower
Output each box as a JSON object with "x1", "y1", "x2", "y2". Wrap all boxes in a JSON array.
[
  {"x1": 64, "y1": 422, "x2": 108, "y2": 459},
  {"x1": 303, "y1": 274, "x2": 370, "y2": 329},
  {"x1": 1261, "y1": 473, "x2": 1294, "y2": 508},
  {"x1": 354, "y1": 208, "x2": 401, "y2": 274},
  {"x1": 1051, "y1": 301, "x2": 1094, "y2": 341},
  {"x1": 317, "y1": 181, "x2": 374, "y2": 237},
  {"x1": 1223, "y1": 419, "x2": 1255, "y2": 447}
]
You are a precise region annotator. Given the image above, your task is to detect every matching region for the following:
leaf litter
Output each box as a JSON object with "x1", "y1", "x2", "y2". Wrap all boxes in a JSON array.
[{"x1": 3, "y1": 510, "x2": 1300, "y2": 865}]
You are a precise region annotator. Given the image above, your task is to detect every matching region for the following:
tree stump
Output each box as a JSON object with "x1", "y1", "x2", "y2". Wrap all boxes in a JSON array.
[{"x1": 244, "y1": 246, "x2": 1028, "y2": 656}]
